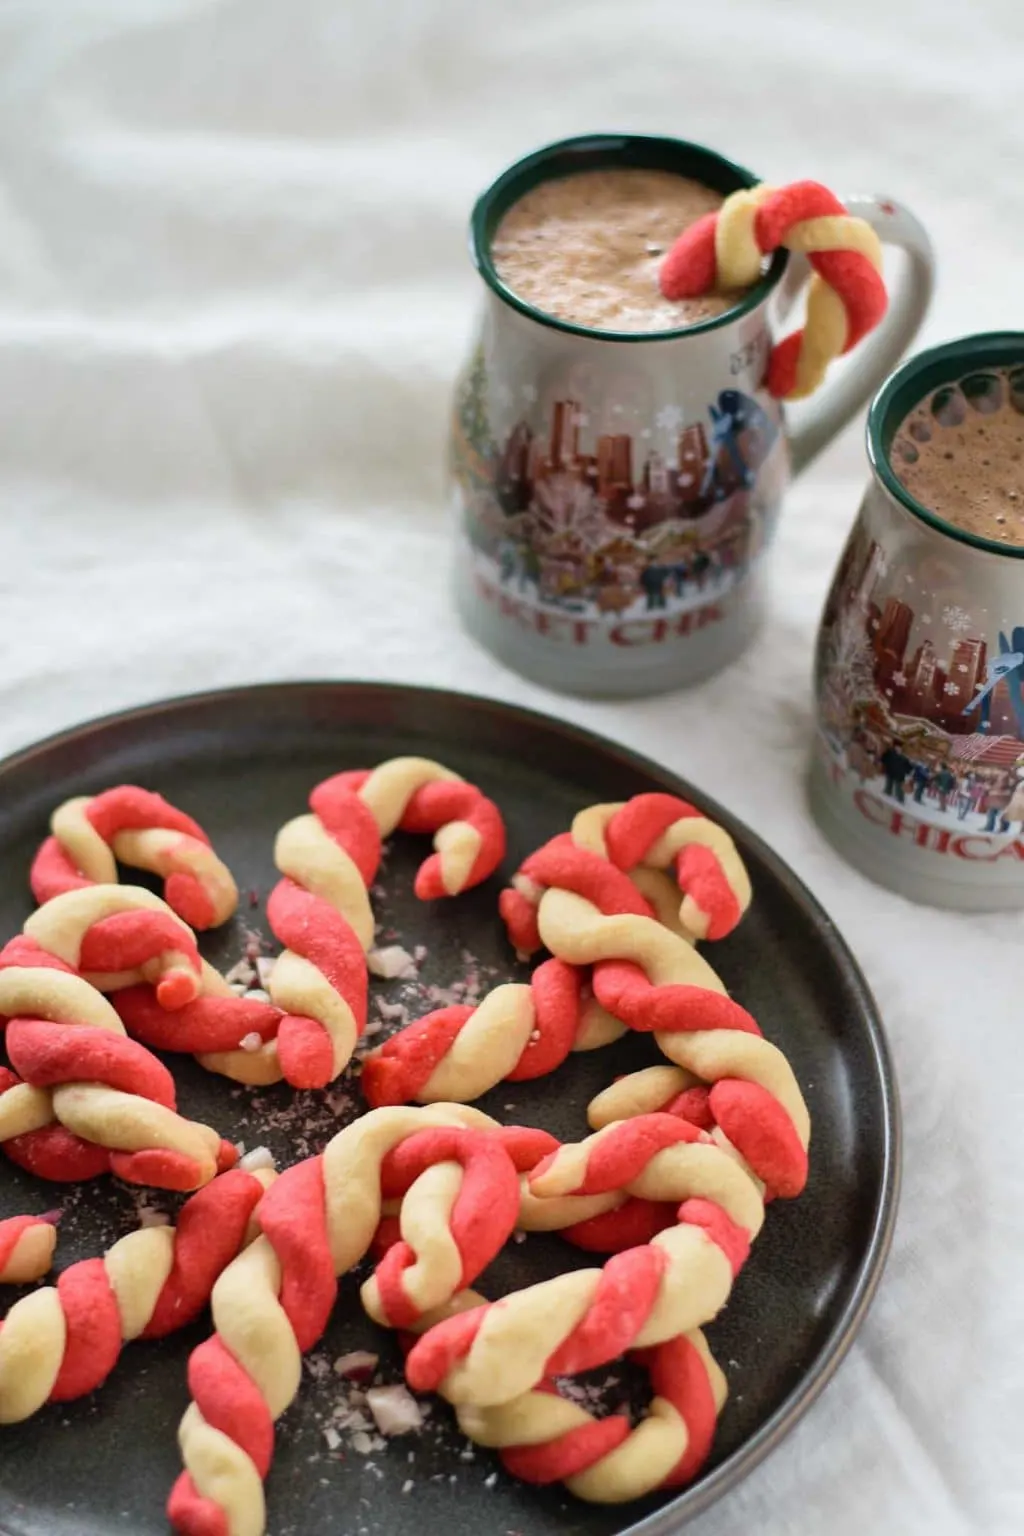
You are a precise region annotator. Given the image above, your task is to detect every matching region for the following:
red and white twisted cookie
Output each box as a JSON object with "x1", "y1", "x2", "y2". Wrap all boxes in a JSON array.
[
  {"x1": 0, "y1": 1213, "x2": 59, "y2": 1284},
  {"x1": 168, "y1": 1105, "x2": 545, "y2": 1536},
  {"x1": 23, "y1": 882, "x2": 283, "y2": 1087},
  {"x1": 0, "y1": 932, "x2": 235, "y2": 1191},
  {"x1": 506, "y1": 835, "x2": 810, "y2": 1199},
  {"x1": 501, "y1": 792, "x2": 750, "y2": 955},
  {"x1": 361, "y1": 958, "x2": 624, "y2": 1107},
  {"x1": 405, "y1": 1115, "x2": 765, "y2": 1498},
  {"x1": 266, "y1": 758, "x2": 506, "y2": 1089},
  {"x1": 31, "y1": 786, "x2": 238, "y2": 930},
  {"x1": 0, "y1": 1166, "x2": 273, "y2": 1425},
  {"x1": 113, "y1": 960, "x2": 284, "y2": 1088},
  {"x1": 660, "y1": 180, "x2": 887, "y2": 400},
  {"x1": 24, "y1": 883, "x2": 203, "y2": 1010},
  {"x1": 570, "y1": 794, "x2": 751, "y2": 942},
  {"x1": 457, "y1": 1330, "x2": 727, "y2": 1502}
]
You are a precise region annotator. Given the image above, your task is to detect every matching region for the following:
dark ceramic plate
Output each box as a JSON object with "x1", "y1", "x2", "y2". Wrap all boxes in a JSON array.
[{"x1": 0, "y1": 682, "x2": 899, "y2": 1536}]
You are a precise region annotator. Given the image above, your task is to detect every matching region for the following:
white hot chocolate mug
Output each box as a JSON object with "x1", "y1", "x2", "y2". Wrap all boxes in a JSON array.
[{"x1": 448, "y1": 133, "x2": 935, "y2": 697}]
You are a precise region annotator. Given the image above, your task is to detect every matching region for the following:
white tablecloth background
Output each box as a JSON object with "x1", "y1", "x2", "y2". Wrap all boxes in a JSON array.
[{"x1": 1, "y1": 3, "x2": 1022, "y2": 1532}]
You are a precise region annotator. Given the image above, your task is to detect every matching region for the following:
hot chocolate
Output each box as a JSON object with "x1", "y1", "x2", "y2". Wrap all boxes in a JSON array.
[
  {"x1": 891, "y1": 366, "x2": 1024, "y2": 547},
  {"x1": 490, "y1": 168, "x2": 750, "y2": 333}
]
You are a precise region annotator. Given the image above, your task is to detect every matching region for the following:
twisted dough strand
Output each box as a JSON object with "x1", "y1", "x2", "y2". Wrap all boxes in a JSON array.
[
  {"x1": 361, "y1": 957, "x2": 624, "y2": 1107},
  {"x1": 532, "y1": 860, "x2": 810, "y2": 1198},
  {"x1": 31, "y1": 786, "x2": 238, "y2": 930},
  {"x1": 660, "y1": 180, "x2": 887, "y2": 400},
  {"x1": 405, "y1": 1114, "x2": 762, "y2": 1411},
  {"x1": 0, "y1": 1167, "x2": 273, "y2": 1424},
  {"x1": 168, "y1": 1106, "x2": 536, "y2": 1536},
  {"x1": 570, "y1": 794, "x2": 752, "y2": 942},
  {"x1": 0, "y1": 930, "x2": 235, "y2": 1190},
  {"x1": 267, "y1": 758, "x2": 506, "y2": 1089},
  {"x1": 458, "y1": 1330, "x2": 727, "y2": 1501}
]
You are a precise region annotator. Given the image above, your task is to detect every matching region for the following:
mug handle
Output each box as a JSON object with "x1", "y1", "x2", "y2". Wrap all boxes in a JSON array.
[{"x1": 779, "y1": 194, "x2": 936, "y2": 475}]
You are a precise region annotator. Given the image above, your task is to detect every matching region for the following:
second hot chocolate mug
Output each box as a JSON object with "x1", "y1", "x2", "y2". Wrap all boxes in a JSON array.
[
  {"x1": 810, "y1": 332, "x2": 1024, "y2": 911},
  {"x1": 449, "y1": 132, "x2": 935, "y2": 697}
]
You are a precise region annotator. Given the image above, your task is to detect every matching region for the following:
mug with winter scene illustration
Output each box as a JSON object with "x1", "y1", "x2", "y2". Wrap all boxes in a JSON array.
[
  {"x1": 448, "y1": 132, "x2": 935, "y2": 696},
  {"x1": 810, "y1": 333, "x2": 1024, "y2": 910}
]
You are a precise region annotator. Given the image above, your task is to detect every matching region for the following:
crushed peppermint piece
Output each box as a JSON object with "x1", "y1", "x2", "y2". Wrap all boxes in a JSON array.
[
  {"x1": 239, "y1": 1146, "x2": 274, "y2": 1172},
  {"x1": 323, "y1": 1426, "x2": 341, "y2": 1451},
  {"x1": 255, "y1": 956, "x2": 276, "y2": 986},
  {"x1": 228, "y1": 981, "x2": 249, "y2": 996},
  {"x1": 225, "y1": 958, "x2": 258, "y2": 987},
  {"x1": 484, "y1": 1472, "x2": 498, "y2": 1489},
  {"x1": 376, "y1": 999, "x2": 409, "y2": 1023},
  {"x1": 413, "y1": 945, "x2": 428, "y2": 962},
  {"x1": 350, "y1": 1431, "x2": 374, "y2": 1455},
  {"x1": 366, "y1": 1384, "x2": 424, "y2": 1436},
  {"x1": 402, "y1": 1479, "x2": 414, "y2": 1494},
  {"x1": 239, "y1": 1032, "x2": 263, "y2": 1052},
  {"x1": 333, "y1": 1351, "x2": 379, "y2": 1382},
  {"x1": 246, "y1": 989, "x2": 271, "y2": 1005},
  {"x1": 137, "y1": 1206, "x2": 170, "y2": 1228},
  {"x1": 368, "y1": 945, "x2": 418, "y2": 980}
]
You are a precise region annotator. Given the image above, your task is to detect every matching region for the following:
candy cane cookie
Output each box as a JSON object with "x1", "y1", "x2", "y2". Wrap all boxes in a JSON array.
[
  {"x1": 0, "y1": 1166, "x2": 274, "y2": 1425},
  {"x1": 0, "y1": 935, "x2": 235, "y2": 1191},
  {"x1": 31, "y1": 786, "x2": 238, "y2": 930},
  {"x1": 266, "y1": 758, "x2": 505, "y2": 1089},
  {"x1": 0, "y1": 1213, "x2": 59, "y2": 1284},
  {"x1": 405, "y1": 1114, "x2": 764, "y2": 1413},
  {"x1": 21, "y1": 885, "x2": 283, "y2": 1087},
  {"x1": 500, "y1": 791, "x2": 750, "y2": 955},
  {"x1": 360, "y1": 958, "x2": 625, "y2": 1108},
  {"x1": 527, "y1": 853, "x2": 809, "y2": 1199},
  {"x1": 456, "y1": 1329, "x2": 727, "y2": 1502},
  {"x1": 168, "y1": 1107, "x2": 540, "y2": 1536},
  {"x1": 24, "y1": 884, "x2": 203, "y2": 1010},
  {"x1": 569, "y1": 794, "x2": 752, "y2": 942},
  {"x1": 660, "y1": 180, "x2": 887, "y2": 400}
]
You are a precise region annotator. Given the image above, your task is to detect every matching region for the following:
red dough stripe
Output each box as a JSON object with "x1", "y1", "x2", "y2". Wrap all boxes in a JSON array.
[
  {"x1": 544, "y1": 1245, "x2": 668, "y2": 1378},
  {"x1": 373, "y1": 1130, "x2": 520, "y2": 1329},
  {"x1": 640, "y1": 1332, "x2": 719, "y2": 1486},
  {"x1": 675, "y1": 845, "x2": 742, "y2": 940},
  {"x1": 50, "y1": 1260, "x2": 123, "y2": 1399},
  {"x1": 603, "y1": 793, "x2": 701, "y2": 870},
  {"x1": 561, "y1": 1198, "x2": 678, "y2": 1253},
  {"x1": 591, "y1": 960, "x2": 762, "y2": 1036},
  {"x1": 399, "y1": 781, "x2": 507, "y2": 898},
  {"x1": 306, "y1": 777, "x2": 382, "y2": 884},
  {"x1": 5, "y1": 1018, "x2": 178, "y2": 1109},
  {"x1": 659, "y1": 210, "x2": 719, "y2": 299},
  {"x1": 187, "y1": 1335, "x2": 275, "y2": 1476},
  {"x1": 144, "y1": 1170, "x2": 268, "y2": 1338},
  {"x1": 77, "y1": 912, "x2": 201, "y2": 979},
  {"x1": 267, "y1": 879, "x2": 368, "y2": 1090},
  {"x1": 254, "y1": 1158, "x2": 338, "y2": 1352},
  {"x1": 114, "y1": 986, "x2": 282, "y2": 1054},
  {"x1": 404, "y1": 1303, "x2": 489, "y2": 1394},
  {"x1": 520, "y1": 835, "x2": 654, "y2": 919},
  {"x1": 677, "y1": 1197, "x2": 751, "y2": 1277},
  {"x1": 85, "y1": 787, "x2": 210, "y2": 845},
  {"x1": 501, "y1": 1413, "x2": 632, "y2": 1484},
  {"x1": 531, "y1": 1116, "x2": 704, "y2": 1197},
  {"x1": 361, "y1": 1006, "x2": 472, "y2": 1106},
  {"x1": 708, "y1": 1079, "x2": 809, "y2": 1198}
]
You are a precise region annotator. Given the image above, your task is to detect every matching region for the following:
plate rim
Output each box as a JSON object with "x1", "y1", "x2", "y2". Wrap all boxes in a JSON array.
[{"x1": 0, "y1": 678, "x2": 902, "y2": 1536}]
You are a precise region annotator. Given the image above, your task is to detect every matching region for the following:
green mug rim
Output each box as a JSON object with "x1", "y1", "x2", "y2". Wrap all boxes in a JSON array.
[
  {"x1": 867, "y1": 331, "x2": 1024, "y2": 560},
  {"x1": 470, "y1": 131, "x2": 788, "y2": 343}
]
